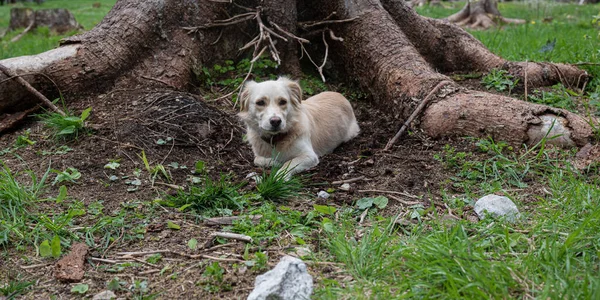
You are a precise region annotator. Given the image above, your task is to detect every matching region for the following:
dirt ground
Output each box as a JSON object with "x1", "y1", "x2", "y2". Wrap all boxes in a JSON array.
[{"x1": 0, "y1": 78, "x2": 547, "y2": 299}]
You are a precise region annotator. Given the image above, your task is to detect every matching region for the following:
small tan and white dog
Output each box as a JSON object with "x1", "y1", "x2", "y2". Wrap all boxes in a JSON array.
[{"x1": 238, "y1": 77, "x2": 359, "y2": 178}]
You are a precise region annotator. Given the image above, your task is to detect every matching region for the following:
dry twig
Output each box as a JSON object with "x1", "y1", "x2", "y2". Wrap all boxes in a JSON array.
[
  {"x1": 384, "y1": 80, "x2": 453, "y2": 151},
  {"x1": 0, "y1": 63, "x2": 65, "y2": 116}
]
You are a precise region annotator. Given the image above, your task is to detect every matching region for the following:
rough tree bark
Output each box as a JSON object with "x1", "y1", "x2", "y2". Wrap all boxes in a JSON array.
[
  {"x1": 0, "y1": 0, "x2": 593, "y2": 148},
  {"x1": 447, "y1": 0, "x2": 525, "y2": 30}
]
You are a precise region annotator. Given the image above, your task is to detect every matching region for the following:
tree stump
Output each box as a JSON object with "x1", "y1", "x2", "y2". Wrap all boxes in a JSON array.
[{"x1": 8, "y1": 7, "x2": 82, "y2": 34}]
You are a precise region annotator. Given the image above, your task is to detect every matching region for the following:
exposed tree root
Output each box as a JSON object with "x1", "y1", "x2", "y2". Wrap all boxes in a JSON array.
[{"x1": 447, "y1": 0, "x2": 525, "y2": 30}]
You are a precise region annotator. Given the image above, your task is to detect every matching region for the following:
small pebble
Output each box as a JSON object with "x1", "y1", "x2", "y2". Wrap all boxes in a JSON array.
[
  {"x1": 317, "y1": 191, "x2": 330, "y2": 199},
  {"x1": 339, "y1": 183, "x2": 351, "y2": 191}
]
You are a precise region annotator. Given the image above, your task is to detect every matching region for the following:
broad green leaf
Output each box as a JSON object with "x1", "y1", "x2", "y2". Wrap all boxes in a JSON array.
[
  {"x1": 194, "y1": 160, "x2": 205, "y2": 174},
  {"x1": 372, "y1": 196, "x2": 389, "y2": 209},
  {"x1": 313, "y1": 204, "x2": 337, "y2": 215},
  {"x1": 107, "y1": 278, "x2": 121, "y2": 291},
  {"x1": 104, "y1": 161, "x2": 120, "y2": 170},
  {"x1": 321, "y1": 218, "x2": 334, "y2": 233},
  {"x1": 56, "y1": 185, "x2": 67, "y2": 203},
  {"x1": 39, "y1": 240, "x2": 52, "y2": 257},
  {"x1": 167, "y1": 221, "x2": 180, "y2": 230},
  {"x1": 80, "y1": 107, "x2": 92, "y2": 121},
  {"x1": 188, "y1": 238, "x2": 198, "y2": 250},
  {"x1": 58, "y1": 126, "x2": 76, "y2": 135},
  {"x1": 178, "y1": 204, "x2": 193, "y2": 212},
  {"x1": 71, "y1": 283, "x2": 89, "y2": 294},
  {"x1": 51, "y1": 235, "x2": 62, "y2": 258},
  {"x1": 356, "y1": 197, "x2": 374, "y2": 210}
]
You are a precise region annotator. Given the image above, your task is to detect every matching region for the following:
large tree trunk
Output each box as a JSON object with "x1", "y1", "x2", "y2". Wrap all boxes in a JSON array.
[{"x1": 0, "y1": 0, "x2": 593, "y2": 148}]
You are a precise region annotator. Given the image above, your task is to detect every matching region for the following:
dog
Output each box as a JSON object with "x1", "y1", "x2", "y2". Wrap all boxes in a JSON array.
[{"x1": 238, "y1": 77, "x2": 359, "y2": 178}]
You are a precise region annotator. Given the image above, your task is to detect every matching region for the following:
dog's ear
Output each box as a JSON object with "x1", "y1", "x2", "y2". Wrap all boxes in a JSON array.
[
  {"x1": 239, "y1": 80, "x2": 256, "y2": 112},
  {"x1": 278, "y1": 77, "x2": 302, "y2": 108}
]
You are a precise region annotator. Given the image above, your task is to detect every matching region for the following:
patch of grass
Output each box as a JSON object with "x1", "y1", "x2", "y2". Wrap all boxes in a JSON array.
[
  {"x1": 482, "y1": 69, "x2": 519, "y2": 93},
  {"x1": 163, "y1": 173, "x2": 247, "y2": 217},
  {"x1": 256, "y1": 165, "x2": 303, "y2": 201},
  {"x1": 38, "y1": 107, "x2": 92, "y2": 141},
  {"x1": 0, "y1": 277, "x2": 34, "y2": 299},
  {"x1": 528, "y1": 84, "x2": 578, "y2": 111},
  {"x1": 232, "y1": 202, "x2": 317, "y2": 245},
  {"x1": 416, "y1": 2, "x2": 600, "y2": 92},
  {"x1": 0, "y1": 0, "x2": 117, "y2": 59},
  {"x1": 0, "y1": 162, "x2": 49, "y2": 247}
]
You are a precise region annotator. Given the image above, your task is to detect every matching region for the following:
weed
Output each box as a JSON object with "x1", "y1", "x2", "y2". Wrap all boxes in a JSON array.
[
  {"x1": 232, "y1": 202, "x2": 316, "y2": 244},
  {"x1": 38, "y1": 107, "x2": 92, "y2": 141},
  {"x1": 0, "y1": 163, "x2": 49, "y2": 246},
  {"x1": 0, "y1": 278, "x2": 34, "y2": 299},
  {"x1": 52, "y1": 167, "x2": 81, "y2": 185},
  {"x1": 197, "y1": 57, "x2": 278, "y2": 102},
  {"x1": 162, "y1": 173, "x2": 247, "y2": 216},
  {"x1": 201, "y1": 262, "x2": 230, "y2": 292},
  {"x1": 528, "y1": 84, "x2": 577, "y2": 111},
  {"x1": 256, "y1": 165, "x2": 303, "y2": 201},
  {"x1": 482, "y1": 69, "x2": 519, "y2": 93}
]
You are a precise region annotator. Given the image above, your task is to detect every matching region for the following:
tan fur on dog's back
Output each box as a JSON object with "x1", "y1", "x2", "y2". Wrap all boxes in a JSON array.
[{"x1": 303, "y1": 92, "x2": 359, "y2": 156}]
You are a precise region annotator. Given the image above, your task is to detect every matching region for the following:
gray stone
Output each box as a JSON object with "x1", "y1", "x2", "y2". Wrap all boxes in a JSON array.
[
  {"x1": 474, "y1": 194, "x2": 520, "y2": 222},
  {"x1": 92, "y1": 290, "x2": 117, "y2": 300},
  {"x1": 247, "y1": 255, "x2": 313, "y2": 300},
  {"x1": 317, "y1": 191, "x2": 330, "y2": 199}
]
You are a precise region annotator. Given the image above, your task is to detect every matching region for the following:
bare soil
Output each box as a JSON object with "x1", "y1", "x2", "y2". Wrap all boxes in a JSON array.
[{"x1": 0, "y1": 80, "x2": 535, "y2": 299}]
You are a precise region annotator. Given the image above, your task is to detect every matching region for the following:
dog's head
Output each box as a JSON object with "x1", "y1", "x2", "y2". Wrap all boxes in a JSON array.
[{"x1": 238, "y1": 77, "x2": 302, "y2": 135}]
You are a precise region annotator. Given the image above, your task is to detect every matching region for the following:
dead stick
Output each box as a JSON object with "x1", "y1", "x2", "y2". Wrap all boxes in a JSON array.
[
  {"x1": 0, "y1": 63, "x2": 65, "y2": 116},
  {"x1": 358, "y1": 189, "x2": 421, "y2": 200},
  {"x1": 524, "y1": 60, "x2": 528, "y2": 102},
  {"x1": 10, "y1": 20, "x2": 34, "y2": 43},
  {"x1": 212, "y1": 232, "x2": 253, "y2": 243},
  {"x1": 332, "y1": 176, "x2": 365, "y2": 185},
  {"x1": 384, "y1": 80, "x2": 453, "y2": 151}
]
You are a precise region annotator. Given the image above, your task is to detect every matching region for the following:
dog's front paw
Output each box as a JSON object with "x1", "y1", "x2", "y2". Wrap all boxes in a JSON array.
[{"x1": 254, "y1": 156, "x2": 273, "y2": 168}]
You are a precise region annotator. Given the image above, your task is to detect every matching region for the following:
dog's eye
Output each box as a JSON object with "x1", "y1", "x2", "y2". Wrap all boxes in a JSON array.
[
  {"x1": 256, "y1": 100, "x2": 265, "y2": 106},
  {"x1": 279, "y1": 99, "x2": 287, "y2": 106}
]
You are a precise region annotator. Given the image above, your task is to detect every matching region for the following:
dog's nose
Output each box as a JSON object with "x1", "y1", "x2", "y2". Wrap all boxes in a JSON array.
[{"x1": 269, "y1": 117, "x2": 282, "y2": 128}]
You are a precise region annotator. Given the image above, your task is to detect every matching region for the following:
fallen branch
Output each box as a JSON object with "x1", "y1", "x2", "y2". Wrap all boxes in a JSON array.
[
  {"x1": 212, "y1": 232, "x2": 253, "y2": 243},
  {"x1": 203, "y1": 215, "x2": 262, "y2": 226},
  {"x1": 116, "y1": 249, "x2": 245, "y2": 262},
  {"x1": 0, "y1": 63, "x2": 65, "y2": 116},
  {"x1": 331, "y1": 176, "x2": 365, "y2": 185},
  {"x1": 10, "y1": 20, "x2": 35, "y2": 43},
  {"x1": 358, "y1": 189, "x2": 422, "y2": 200},
  {"x1": 384, "y1": 80, "x2": 453, "y2": 150}
]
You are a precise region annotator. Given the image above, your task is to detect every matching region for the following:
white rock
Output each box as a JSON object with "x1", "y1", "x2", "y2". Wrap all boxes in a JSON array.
[
  {"x1": 247, "y1": 256, "x2": 313, "y2": 300},
  {"x1": 339, "y1": 183, "x2": 351, "y2": 191},
  {"x1": 474, "y1": 195, "x2": 520, "y2": 222},
  {"x1": 317, "y1": 191, "x2": 330, "y2": 199},
  {"x1": 92, "y1": 290, "x2": 117, "y2": 300}
]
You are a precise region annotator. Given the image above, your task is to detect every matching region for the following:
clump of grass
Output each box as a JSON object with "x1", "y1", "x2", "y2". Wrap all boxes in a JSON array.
[
  {"x1": 0, "y1": 278, "x2": 34, "y2": 299},
  {"x1": 38, "y1": 107, "x2": 91, "y2": 141},
  {"x1": 0, "y1": 163, "x2": 49, "y2": 246},
  {"x1": 163, "y1": 173, "x2": 246, "y2": 216},
  {"x1": 256, "y1": 165, "x2": 303, "y2": 201}
]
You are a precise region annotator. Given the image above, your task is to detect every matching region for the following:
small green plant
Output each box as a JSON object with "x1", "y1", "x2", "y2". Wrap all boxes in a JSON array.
[
  {"x1": 162, "y1": 172, "x2": 246, "y2": 216},
  {"x1": 0, "y1": 278, "x2": 34, "y2": 299},
  {"x1": 197, "y1": 57, "x2": 278, "y2": 102},
  {"x1": 201, "y1": 262, "x2": 230, "y2": 292},
  {"x1": 39, "y1": 107, "x2": 92, "y2": 140},
  {"x1": 52, "y1": 167, "x2": 81, "y2": 185},
  {"x1": 0, "y1": 163, "x2": 50, "y2": 246},
  {"x1": 256, "y1": 165, "x2": 303, "y2": 201},
  {"x1": 528, "y1": 84, "x2": 577, "y2": 111},
  {"x1": 482, "y1": 69, "x2": 519, "y2": 93}
]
